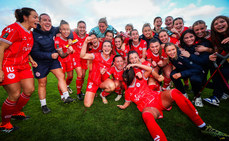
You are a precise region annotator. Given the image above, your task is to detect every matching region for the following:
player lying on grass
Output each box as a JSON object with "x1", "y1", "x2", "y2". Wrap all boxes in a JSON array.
[{"x1": 117, "y1": 56, "x2": 229, "y2": 141}]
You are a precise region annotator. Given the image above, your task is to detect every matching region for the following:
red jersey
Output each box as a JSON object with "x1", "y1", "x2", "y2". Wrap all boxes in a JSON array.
[
  {"x1": 54, "y1": 36, "x2": 72, "y2": 62},
  {"x1": 106, "y1": 66, "x2": 124, "y2": 81},
  {"x1": 89, "y1": 52, "x2": 114, "y2": 85},
  {"x1": 133, "y1": 61, "x2": 152, "y2": 77},
  {"x1": 87, "y1": 41, "x2": 103, "y2": 53},
  {"x1": 125, "y1": 77, "x2": 161, "y2": 112},
  {"x1": 146, "y1": 48, "x2": 167, "y2": 63},
  {"x1": 168, "y1": 37, "x2": 180, "y2": 47},
  {"x1": 0, "y1": 22, "x2": 34, "y2": 67},
  {"x1": 179, "y1": 26, "x2": 189, "y2": 36},
  {"x1": 115, "y1": 45, "x2": 130, "y2": 60},
  {"x1": 72, "y1": 32, "x2": 89, "y2": 55},
  {"x1": 130, "y1": 39, "x2": 147, "y2": 58}
]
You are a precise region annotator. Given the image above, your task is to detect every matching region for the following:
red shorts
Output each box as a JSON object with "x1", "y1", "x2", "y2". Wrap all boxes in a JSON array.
[
  {"x1": 147, "y1": 92, "x2": 172, "y2": 119},
  {"x1": 0, "y1": 63, "x2": 34, "y2": 86},
  {"x1": 86, "y1": 78, "x2": 99, "y2": 93},
  {"x1": 138, "y1": 92, "x2": 172, "y2": 119},
  {"x1": 73, "y1": 56, "x2": 88, "y2": 70},
  {"x1": 60, "y1": 61, "x2": 74, "y2": 73}
]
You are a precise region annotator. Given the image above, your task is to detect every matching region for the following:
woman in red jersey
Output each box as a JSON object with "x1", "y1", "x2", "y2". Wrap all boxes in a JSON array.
[
  {"x1": 158, "y1": 29, "x2": 180, "y2": 47},
  {"x1": 72, "y1": 21, "x2": 89, "y2": 100},
  {"x1": 128, "y1": 29, "x2": 147, "y2": 62},
  {"x1": 80, "y1": 38, "x2": 115, "y2": 107},
  {"x1": 0, "y1": 7, "x2": 38, "y2": 133},
  {"x1": 146, "y1": 38, "x2": 172, "y2": 91},
  {"x1": 172, "y1": 17, "x2": 189, "y2": 39},
  {"x1": 117, "y1": 51, "x2": 229, "y2": 140},
  {"x1": 114, "y1": 35, "x2": 130, "y2": 63}
]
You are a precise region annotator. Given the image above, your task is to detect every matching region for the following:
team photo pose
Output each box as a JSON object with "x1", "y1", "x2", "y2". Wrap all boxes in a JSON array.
[
  {"x1": 128, "y1": 29, "x2": 147, "y2": 62},
  {"x1": 0, "y1": 7, "x2": 38, "y2": 132},
  {"x1": 204, "y1": 15, "x2": 229, "y2": 106},
  {"x1": 158, "y1": 29, "x2": 180, "y2": 47},
  {"x1": 127, "y1": 50, "x2": 164, "y2": 91},
  {"x1": 139, "y1": 23, "x2": 154, "y2": 48},
  {"x1": 72, "y1": 20, "x2": 89, "y2": 100},
  {"x1": 192, "y1": 20, "x2": 212, "y2": 41},
  {"x1": 146, "y1": 39, "x2": 172, "y2": 91},
  {"x1": 30, "y1": 13, "x2": 74, "y2": 114},
  {"x1": 54, "y1": 20, "x2": 75, "y2": 99},
  {"x1": 80, "y1": 38, "x2": 115, "y2": 107},
  {"x1": 114, "y1": 35, "x2": 130, "y2": 63},
  {"x1": 100, "y1": 55, "x2": 126, "y2": 103},
  {"x1": 118, "y1": 58, "x2": 229, "y2": 141},
  {"x1": 164, "y1": 43, "x2": 206, "y2": 107},
  {"x1": 89, "y1": 17, "x2": 118, "y2": 41},
  {"x1": 172, "y1": 17, "x2": 189, "y2": 39}
]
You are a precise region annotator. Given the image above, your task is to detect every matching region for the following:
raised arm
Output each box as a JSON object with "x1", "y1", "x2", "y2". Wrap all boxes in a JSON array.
[{"x1": 80, "y1": 36, "x2": 95, "y2": 60}]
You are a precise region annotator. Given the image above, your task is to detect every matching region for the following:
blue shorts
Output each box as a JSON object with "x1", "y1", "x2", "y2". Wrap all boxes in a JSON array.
[{"x1": 33, "y1": 59, "x2": 61, "y2": 79}]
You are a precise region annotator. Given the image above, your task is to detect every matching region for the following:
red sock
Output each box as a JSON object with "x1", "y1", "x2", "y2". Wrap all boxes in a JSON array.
[
  {"x1": 115, "y1": 87, "x2": 122, "y2": 95},
  {"x1": 15, "y1": 92, "x2": 30, "y2": 114},
  {"x1": 101, "y1": 91, "x2": 110, "y2": 97},
  {"x1": 1, "y1": 99, "x2": 17, "y2": 125},
  {"x1": 76, "y1": 77, "x2": 83, "y2": 95},
  {"x1": 142, "y1": 112, "x2": 167, "y2": 141},
  {"x1": 66, "y1": 76, "x2": 73, "y2": 86},
  {"x1": 171, "y1": 89, "x2": 204, "y2": 126},
  {"x1": 163, "y1": 77, "x2": 171, "y2": 88}
]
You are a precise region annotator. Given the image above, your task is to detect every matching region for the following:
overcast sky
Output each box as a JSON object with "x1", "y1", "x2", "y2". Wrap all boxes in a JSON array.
[{"x1": 0, "y1": 0, "x2": 228, "y2": 34}]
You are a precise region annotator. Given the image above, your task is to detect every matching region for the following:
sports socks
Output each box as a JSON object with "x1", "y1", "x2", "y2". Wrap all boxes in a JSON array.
[
  {"x1": 142, "y1": 112, "x2": 167, "y2": 141},
  {"x1": 1, "y1": 99, "x2": 17, "y2": 125},
  {"x1": 101, "y1": 91, "x2": 110, "y2": 97},
  {"x1": 66, "y1": 76, "x2": 73, "y2": 86},
  {"x1": 62, "y1": 91, "x2": 69, "y2": 99},
  {"x1": 163, "y1": 76, "x2": 171, "y2": 89},
  {"x1": 115, "y1": 87, "x2": 122, "y2": 95},
  {"x1": 40, "y1": 99, "x2": 47, "y2": 107},
  {"x1": 76, "y1": 77, "x2": 83, "y2": 95},
  {"x1": 170, "y1": 89, "x2": 204, "y2": 126},
  {"x1": 15, "y1": 92, "x2": 30, "y2": 114}
]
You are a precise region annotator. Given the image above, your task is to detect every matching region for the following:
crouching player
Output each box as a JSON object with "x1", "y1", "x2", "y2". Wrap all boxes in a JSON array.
[
  {"x1": 80, "y1": 37, "x2": 115, "y2": 107},
  {"x1": 100, "y1": 55, "x2": 125, "y2": 104},
  {"x1": 117, "y1": 63, "x2": 229, "y2": 140}
]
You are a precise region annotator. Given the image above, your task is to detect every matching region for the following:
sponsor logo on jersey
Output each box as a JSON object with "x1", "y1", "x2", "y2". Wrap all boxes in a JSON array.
[
  {"x1": 23, "y1": 46, "x2": 32, "y2": 51},
  {"x1": 2, "y1": 33, "x2": 9, "y2": 38},
  {"x1": 7, "y1": 73, "x2": 15, "y2": 79}
]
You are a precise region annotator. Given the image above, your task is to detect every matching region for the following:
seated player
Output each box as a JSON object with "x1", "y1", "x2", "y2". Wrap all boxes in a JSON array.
[
  {"x1": 146, "y1": 38, "x2": 172, "y2": 91},
  {"x1": 100, "y1": 55, "x2": 126, "y2": 103},
  {"x1": 80, "y1": 37, "x2": 115, "y2": 107}
]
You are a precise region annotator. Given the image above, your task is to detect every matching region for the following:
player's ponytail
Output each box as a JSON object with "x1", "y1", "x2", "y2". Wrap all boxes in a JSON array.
[
  {"x1": 15, "y1": 7, "x2": 36, "y2": 23},
  {"x1": 123, "y1": 67, "x2": 135, "y2": 86}
]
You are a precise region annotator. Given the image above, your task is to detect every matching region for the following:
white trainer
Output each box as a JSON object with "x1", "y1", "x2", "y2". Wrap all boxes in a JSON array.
[{"x1": 194, "y1": 97, "x2": 203, "y2": 107}]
